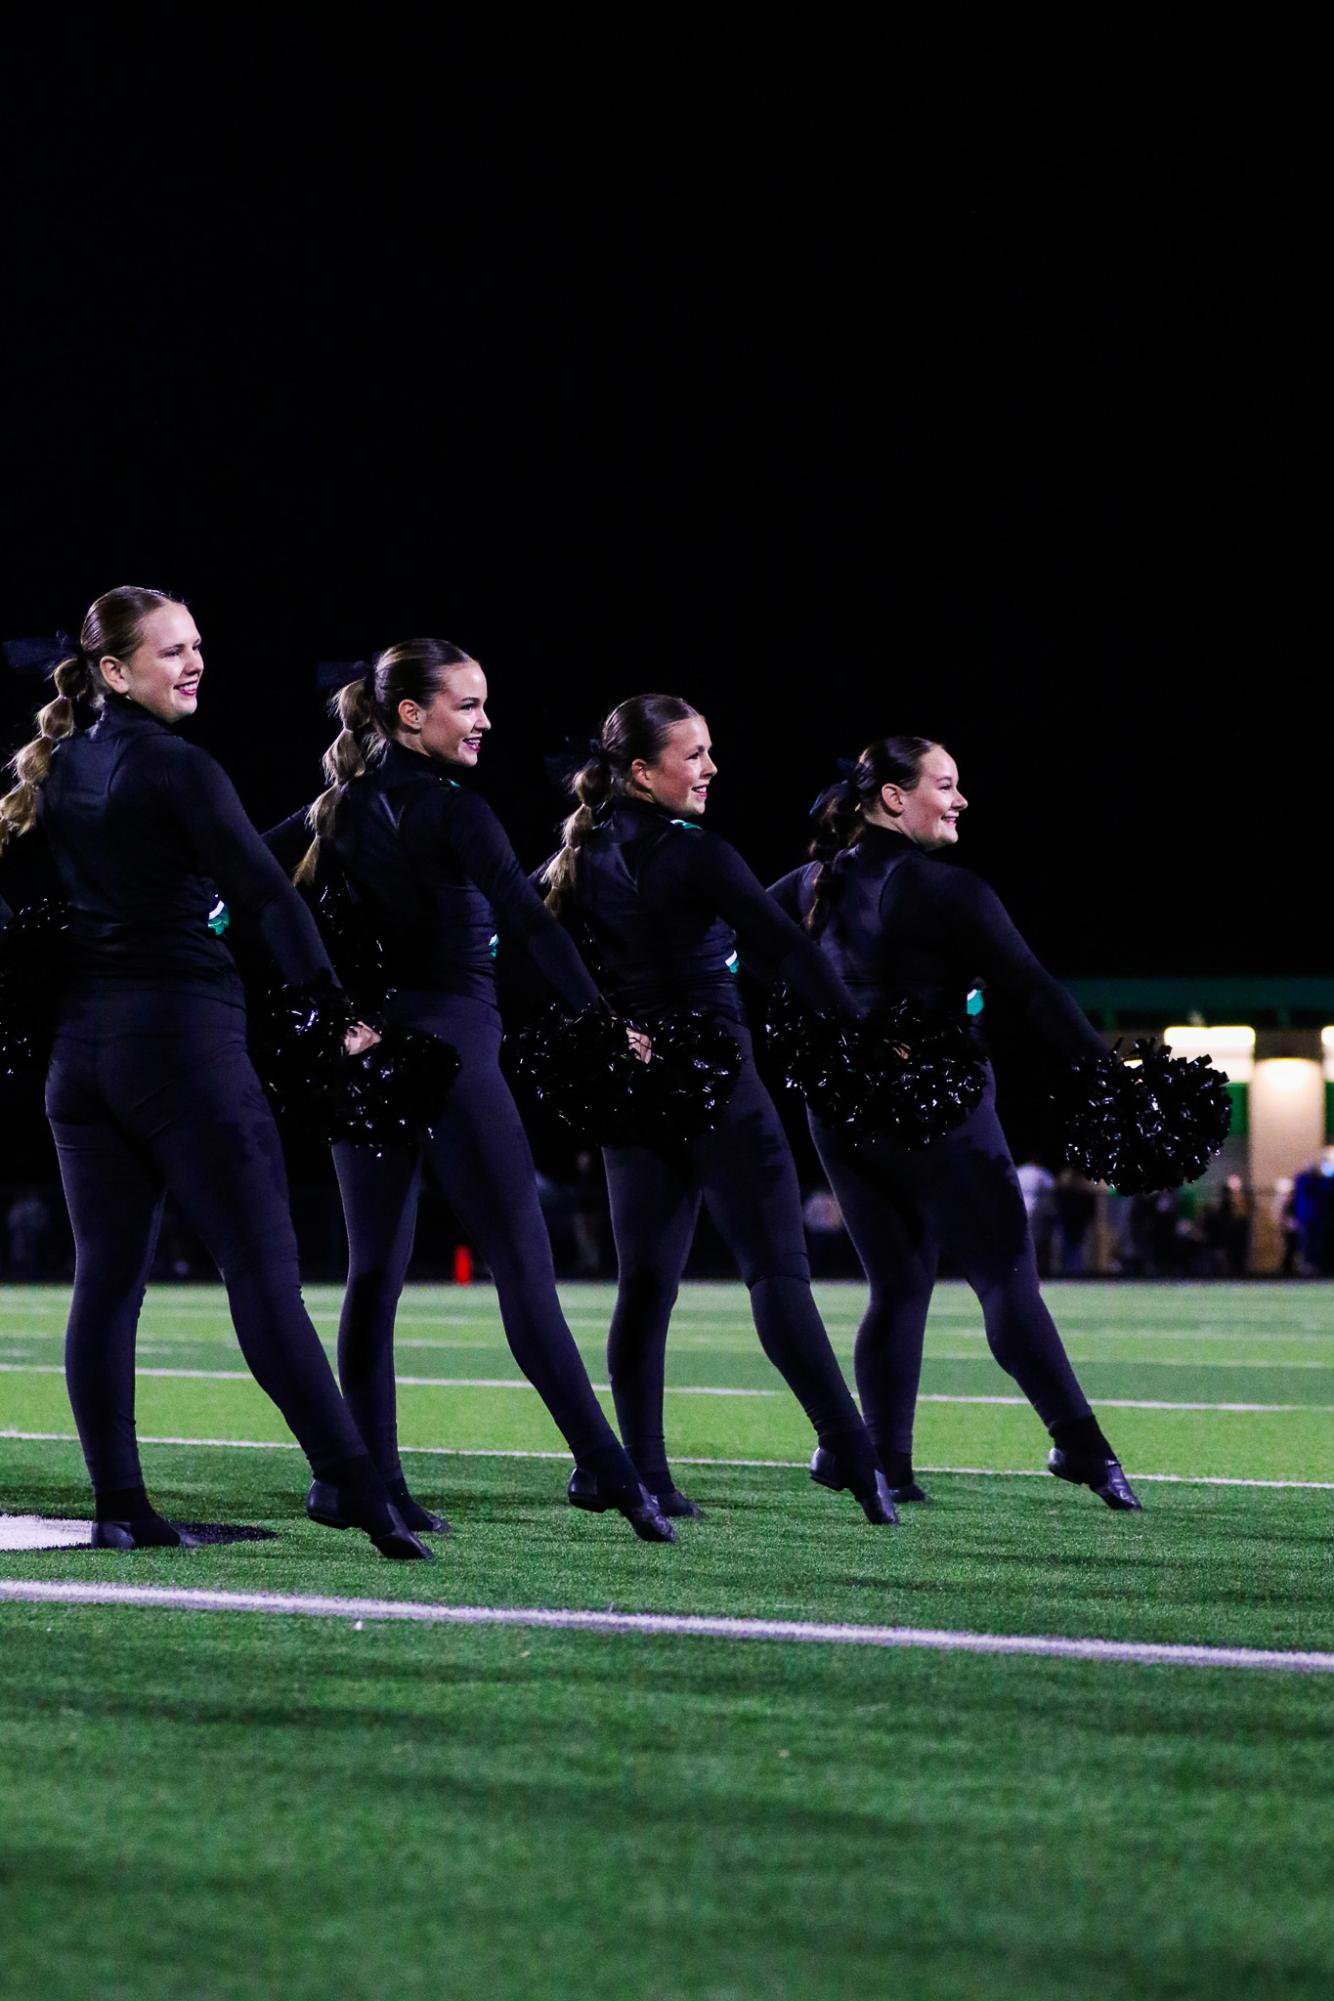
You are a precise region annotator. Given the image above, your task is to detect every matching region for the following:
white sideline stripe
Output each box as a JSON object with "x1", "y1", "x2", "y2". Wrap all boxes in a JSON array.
[
  {"x1": 5, "y1": 1299, "x2": 1334, "y2": 1344},
  {"x1": 0, "y1": 1578, "x2": 1329, "y2": 1676},
  {"x1": 0, "y1": 1362, "x2": 1328, "y2": 1413},
  {"x1": 3, "y1": 1428, "x2": 1333, "y2": 1491},
  {"x1": 7, "y1": 1330, "x2": 1333, "y2": 1375}
]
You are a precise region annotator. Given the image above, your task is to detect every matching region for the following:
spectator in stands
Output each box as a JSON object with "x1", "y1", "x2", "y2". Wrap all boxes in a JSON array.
[
  {"x1": 1292, "y1": 1151, "x2": 1334, "y2": 1275},
  {"x1": 802, "y1": 1185, "x2": 847, "y2": 1279},
  {"x1": 5, "y1": 1188, "x2": 51, "y2": 1276},
  {"x1": 1055, "y1": 1170, "x2": 1098, "y2": 1275},
  {"x1": 1016, "y1": 1158, "x2": 1057, "y2": 1275}
]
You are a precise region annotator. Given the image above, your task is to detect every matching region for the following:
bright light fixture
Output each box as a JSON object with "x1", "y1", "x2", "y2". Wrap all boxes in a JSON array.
[{"x1": 1164, "y1": 1025, "x2": 1255, "y2": 1083}]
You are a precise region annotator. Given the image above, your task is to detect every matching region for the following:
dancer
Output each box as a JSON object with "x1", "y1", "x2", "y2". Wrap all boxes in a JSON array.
[
  {"x1": 541, "y1": 694, "x2": 898, "y2": 1523},
  {"x1": 279, "y1": 639, "x2": 675, "y2": 1543},
  {"x1": 770, "y1": 736, "x2": 1141, "y2": 1509},
  {"x1": 0, "y1": 587, "x2": 432, "y2": 1556}
]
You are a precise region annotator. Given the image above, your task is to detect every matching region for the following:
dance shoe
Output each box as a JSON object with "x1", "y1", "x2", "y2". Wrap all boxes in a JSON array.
[
  {"x1": 808, "y1": 1447, "x2": 900, "y2": 1525},
  {"x1": 91, "y1": 1517, "x2": 203, "y2": 1551},
  {"x1": 567, "y1": 1468, "x2": 677, "y2": 1543},
  {"x1": 305, "y1": 1480, "x2": 437, "y2": 1560},
  {"x1": 306, "y1": 1478, "x2": 451, "y2": 1538},
  {"x1": 653, "y1": 1488, "x2": 704, "y2": 1519},
  {"x1": 1046, "y1": 1448, "x2": 1143, "y2": 1511}
]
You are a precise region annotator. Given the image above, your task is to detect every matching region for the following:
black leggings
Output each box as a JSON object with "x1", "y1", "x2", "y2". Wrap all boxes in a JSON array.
[
  {"x1": 332, "y1": 992, "x2": 635, "y2": 1484},
  {"x1": 602, "y1": 1022, "x2": 879, "y2": 1495},
  {"x1": 810, "y1": 1069, "x2": 1094, "y2": 1469},
  {"x1": 45, "y1": 987, "x2": 369, "y2": 1503}
]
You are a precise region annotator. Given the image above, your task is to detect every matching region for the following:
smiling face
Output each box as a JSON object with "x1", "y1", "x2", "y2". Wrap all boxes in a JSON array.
[
  {"x1": 629, "y1": 716, "x2": 717, "y2": 817},
  {"x1": 96, "y1": 602, "x2": 203, "y2": 723},
  {"x1": 396, "y1": 660, "x2": 490, "y2": 766},
  {"x1": 875, "y1": 744, "x2": 967, "y2": 849}
]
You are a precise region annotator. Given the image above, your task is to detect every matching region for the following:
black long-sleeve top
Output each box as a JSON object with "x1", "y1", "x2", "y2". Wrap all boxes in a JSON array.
[
  {"x1": 277, "y1": 741, "x2": 599, "y2": 1012},
  {"x1": 769, "y1": 825, "x2": 1106, "y2": 1062},
  {"x1": 38, "y1": 692, "x2": 331, "y2": 993},
  {"x1": 545, "y1": 797, "x2": 858, "y2": 1023}
]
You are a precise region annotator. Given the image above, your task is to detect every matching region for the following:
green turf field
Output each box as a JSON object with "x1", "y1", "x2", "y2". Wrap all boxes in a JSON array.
[{"x1": 2, "y1": 1280, "x2": 1332, "y2": 2001}]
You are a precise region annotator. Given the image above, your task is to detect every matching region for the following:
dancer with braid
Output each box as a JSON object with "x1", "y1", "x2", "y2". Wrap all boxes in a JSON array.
[
  {"x1": 276, "y1": 641, "x2": 674, "y2": 1544},
  {"x1": 770, "y1": 736, "x2": 1141, "y2": 1509},
  {"x1": 0, "y1": 587, "x2": 432, "y2": 1556},
  {"x1": 541, "y1": 695, "x2": 898, "y2": 1524}
]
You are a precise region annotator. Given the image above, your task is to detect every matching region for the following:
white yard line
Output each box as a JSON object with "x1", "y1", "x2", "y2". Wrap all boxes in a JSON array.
[
  {"x1": 0, "y1": 1361, "x2": 1328, "y2": 1411},
  {"x1": 3, "y1": 1427, "x2": 1332, "y2": 1490},
  {"x1": 0, "y1": 1577, "x2": 1328, "y2": 1675}
]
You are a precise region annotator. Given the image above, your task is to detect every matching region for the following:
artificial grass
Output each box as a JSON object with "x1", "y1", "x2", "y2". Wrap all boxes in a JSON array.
[
  {"x1": 1, "y1": 1597, "x2": 1332, "y2": 2001},
  {"x1": 1, "y1": 1282, "x2": 1332, "y2": 2001}
]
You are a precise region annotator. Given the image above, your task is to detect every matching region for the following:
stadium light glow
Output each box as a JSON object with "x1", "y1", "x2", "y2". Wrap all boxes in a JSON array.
[
  {"x1": 1255, "y1": 1059, "x2": 1313, "y2": 1092},
  {"x1": 1164, "y1": 1024, "x2": 1255, "y2": 1083}
]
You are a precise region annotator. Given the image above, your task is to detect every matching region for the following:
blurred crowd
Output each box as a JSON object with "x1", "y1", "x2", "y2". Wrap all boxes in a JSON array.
[{"x1": 5, "y1": 1151, "x2": 1334, "y2": 1284}]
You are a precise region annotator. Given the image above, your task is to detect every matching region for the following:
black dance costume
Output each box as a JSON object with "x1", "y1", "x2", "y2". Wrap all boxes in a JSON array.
[
  {"x1": 272, "y1": 742, "x2": 674, "y2": 1541},
  {"x1": 548, "y1": 797, "x2": 895, "y2": 1520},
  {"x1": 38, "y1": 691, "x2": 428, "y2": 1555},
  {"x1": 770, "y1": 824, "x2": 1141, "y2": 1508}
]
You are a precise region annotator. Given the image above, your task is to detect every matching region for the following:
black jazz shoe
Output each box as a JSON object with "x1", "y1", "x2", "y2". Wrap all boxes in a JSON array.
[
  {"x1": 306, "y1": 1478, "x2": 452, "y2": 1538},
  {"x1": 306, "y1": 1480, "x2": 436, "y2": 1560},
  {"x1": 567, "y1": 1468, "x2": 677, "y2": 1543},
  {"x1": 1046, "y1": 1447, "x2": 1143, "y2": 1511},
  {"x1": 91, "y1": 1517, "x2": 203, "y2": 1551},
  {"x1": 808, "y1": 1447, "x2": 900, "y2": 1525},
  {"x1": 653, "y1": 1488, "x2": 703, "y2": 1519}
]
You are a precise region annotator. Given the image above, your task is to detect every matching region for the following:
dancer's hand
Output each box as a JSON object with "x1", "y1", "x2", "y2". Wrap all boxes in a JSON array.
[
  {"x1": 626, "y1": 1027, "x2": 652, "y2": 1064},
  {"x1": 344, "y1": 1022, "x2": 381, "y2": 1056}
]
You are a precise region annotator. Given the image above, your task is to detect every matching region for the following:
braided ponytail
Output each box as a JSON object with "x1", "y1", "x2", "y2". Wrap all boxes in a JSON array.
[
  {"x1": 541, "y1": 693, "x2": 702, "y2": 915},
  {"x1": 0, "y1": 653, "x2": 98, "y2": 856},
  {"x1": 294, "y1": 676, "x2": 377, "y2": 887},
  {"x1": 293, "y1": 637, "x2": 474, "y2": 888},
  {"x1": 542, "y1": 749, "x2": 616, "y2": 915},
  {"x1": 804, "y1": 735, "x2": 939, "y2": 933}
]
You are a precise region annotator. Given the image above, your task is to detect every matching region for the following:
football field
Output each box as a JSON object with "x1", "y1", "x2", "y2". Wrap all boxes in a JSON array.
[{"x1": 1, "y1": 1280, "x2": 1332, "y2": 2001}]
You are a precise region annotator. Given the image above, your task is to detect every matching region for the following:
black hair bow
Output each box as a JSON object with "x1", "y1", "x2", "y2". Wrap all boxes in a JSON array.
[
  {"x1": 543, "y1": 735, "x2": 614, "y2": 795},
  {"x1": 315, "y1": 658, "x2": 373, "y2": 692},
  {"x1": 807, "y1": 758, "x2": 859, "y2": 818},
  {"x1": 1, "y1": 631, "x2": 81, "y2": 676}
]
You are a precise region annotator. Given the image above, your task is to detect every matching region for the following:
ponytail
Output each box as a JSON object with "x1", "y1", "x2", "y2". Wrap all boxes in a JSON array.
[
  {"x1": 0, "y1": 653, "x2": 99, "y2": 857},
  {"x1": 542, "y1": 747, "x2": 615, "y2": 915},
  {"x1": 541, "y1": 694, "x2": 701, "y2": 915},
  {"x1": 804, "y1": 735, "x2": 939, "y2": 934},
  {"x1": 293, "y1": 675, "x2": 377, "y2": 888}
]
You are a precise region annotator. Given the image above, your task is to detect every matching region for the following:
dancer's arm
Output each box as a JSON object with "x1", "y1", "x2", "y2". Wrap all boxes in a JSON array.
[
  {"x1": 650, "y1": 830, "x2": 858, "y2": 1015},
  {"x1": 144, "y1": 742, "x2": 333, "y2": 984},
  {"x1": 917, "y1": 866, "x2": 1106, "y2": 1060},
  {"x1": 412, "y1": 787, "x2": 600, "y2": 1010}
]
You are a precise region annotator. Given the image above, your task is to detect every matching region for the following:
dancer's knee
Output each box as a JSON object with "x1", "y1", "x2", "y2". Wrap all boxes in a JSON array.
[
  {"x1": 615, "y1": 1259, "x2": 681, "y2": 1319},
  {"x1": 741, "y1": 1254, "x2": 810, "y2": 1292}
]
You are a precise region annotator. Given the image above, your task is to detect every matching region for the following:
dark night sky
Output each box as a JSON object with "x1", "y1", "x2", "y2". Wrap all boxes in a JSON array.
[{"x1": 2, "y1": 19, "x2": 1327, "y2": 980}]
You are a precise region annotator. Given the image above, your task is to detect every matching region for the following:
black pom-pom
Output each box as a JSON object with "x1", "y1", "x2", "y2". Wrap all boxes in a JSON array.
[
  {"x1": 767, "y1": 987, "x2": 986, "y2": 1148},
  {"x1": 0, "y1": 898, "x2": 67, "y2": 1077},
  {"x1": 631, "y1": 1008, "x2": 744, "y2": 1146},
  {"x1": 323, "y1": 1026, "x2": 462, "y2": 1153},
  {"x1": 250, "y1": 972, "x2": 461, "y2": 1151},
  {"x1": 507, "y1": 1004, "x2": 742, "y2": 1146},
  {"x1": 1052, "y1": 1038, "x2": 1232, "y2": 1194}
]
